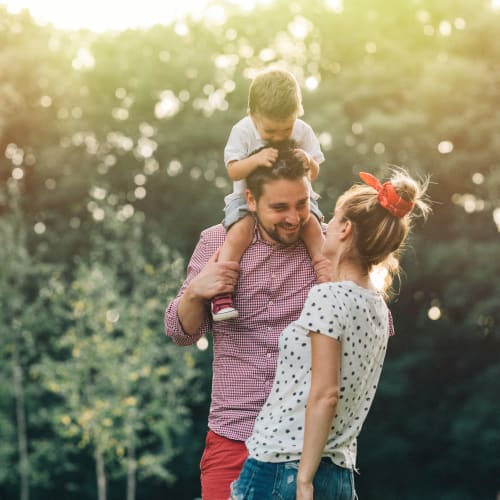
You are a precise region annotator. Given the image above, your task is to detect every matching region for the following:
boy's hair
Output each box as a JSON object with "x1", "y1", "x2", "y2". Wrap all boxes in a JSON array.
[
  {"x1": 248, "y1": 68, "x2": 304, "y2": 121},
  {"x1": 337, "y1": 168, "x2": 431, "y2": 296},
  {"x1": 246, "y1": 142, "x2": 309, "y2": 201}
]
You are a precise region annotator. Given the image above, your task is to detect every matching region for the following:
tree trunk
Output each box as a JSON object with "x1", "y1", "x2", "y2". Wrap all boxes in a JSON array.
[
  {"x1": 94, "y1": 446, "x2": 107, "y2": 500},
  {"x1": 12, "y1": 334, "x2": 29, "y2": 500},
  {"x1": 126, "y1": 445, "x2": 137, "y2": 500}
]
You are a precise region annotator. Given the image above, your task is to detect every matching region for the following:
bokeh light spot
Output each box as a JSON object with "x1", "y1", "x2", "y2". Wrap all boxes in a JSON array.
[
  {"x1": 174, "y1": 22, "x2": 189, "y2": 36},
  {"x1": 12, "y1": 167, "x2": 24, "y2": 180},
  {"x1": 428, "y1": 306, "x2": 441, "y2": 320},
  {"x1": 72, "y1": 48, "x2": 95, "y2": 70},
  {"x1": 288, "y1": 16, "x2": 312, "y2": 40},
  {"x1": 325, "y1": 0, "x2": 343, "y2": 13},
  {"x1": 196, "y1": 336, "x2": 209, "y2": 351},
  {"x1": 365, "y1": 42, "x2": 377, "y2": 54},
  {"x1": 34, "y1": 222, "x2": 46, "y2": 234},
  {"x1": 370, "y1": 266, "x2": 388, "y2": 291},
  {"x1": 167, "y1": 160, "x2": 183, "y2": 177},
  {"x1": 40, "y1": 95, "x2": 52, "y2": 107},
  {"x1": 155, "y1": 91, "x2": 181, "y2": 119},
  {"x1": 106, "y1": 309, "x2": 120, "y2": 323},
  {"x1": 351, "y1": 122, "x2": 363, "y2": 135},
  {"x1": 439, "y1": 20, "x2": 452, "y2": 36},
  {"x1": 493, "y1": 208, "x2": 500, "y2": 231},
  {"x1": 438, "y1": 140, "x2": 453, "y2": 154},
  {"x1": 134, "y1": 187, "x2": 147, "y2": 199},
  {"x1": 472, "y1": 173, "x2": 484, "y2": 185}
]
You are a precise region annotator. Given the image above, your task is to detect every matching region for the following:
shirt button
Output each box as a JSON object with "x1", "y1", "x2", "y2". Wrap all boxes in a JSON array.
[
  {"x1": 266, "y1": 352, "x2": 272, "y2": 358},
  {"x1": 269, "y1": 300, "x2": 274, "y2": 306}
]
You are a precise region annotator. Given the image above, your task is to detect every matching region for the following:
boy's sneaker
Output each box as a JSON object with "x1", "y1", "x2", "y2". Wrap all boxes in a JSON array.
[{"x1": 211, "y1": 294, "x2": 239, "y2": 322}]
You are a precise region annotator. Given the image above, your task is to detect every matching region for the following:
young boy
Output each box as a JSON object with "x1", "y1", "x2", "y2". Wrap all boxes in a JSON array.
[{"x1": 212, "y1": 68, "x2": 328, "y2": 321}]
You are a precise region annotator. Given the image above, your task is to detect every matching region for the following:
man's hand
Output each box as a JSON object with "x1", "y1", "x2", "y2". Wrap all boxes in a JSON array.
[
  {"x1": 252, "y1": 147, "x2": 279, "y2": 167},
  {"x1": 177, "y1": 250, "x2": 239, "y2": 335},
  {"x1": 189, "y1": 250, "x2": 240, "y2": 301}
]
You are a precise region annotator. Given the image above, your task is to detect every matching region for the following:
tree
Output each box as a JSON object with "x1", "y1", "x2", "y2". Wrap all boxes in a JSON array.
[{"x1": 33, "y1": 207, "x2": 204, "y2": 499}]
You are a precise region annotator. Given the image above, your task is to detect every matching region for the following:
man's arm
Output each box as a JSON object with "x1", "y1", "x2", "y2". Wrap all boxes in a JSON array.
[
  {"x1": 165, "y1": 233, "x2": 239, "y2": 346},
  {"x1": 176, "y1": 251, "x2": 239, "y2": 334}
]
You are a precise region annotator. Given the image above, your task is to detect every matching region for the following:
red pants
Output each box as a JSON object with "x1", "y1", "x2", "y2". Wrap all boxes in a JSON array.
[{"x1": 200, "y1": 430, "x2": 248, "y2": 500}]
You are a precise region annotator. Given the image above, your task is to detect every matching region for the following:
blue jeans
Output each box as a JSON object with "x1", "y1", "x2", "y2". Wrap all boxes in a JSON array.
[{"x1": 229, "y1": 457, "x2": 355, "y2": 500}]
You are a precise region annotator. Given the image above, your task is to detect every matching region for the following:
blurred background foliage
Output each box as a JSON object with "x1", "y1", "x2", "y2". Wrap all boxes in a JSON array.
[{"x1": 0, "y1": 0, "x2": 499, "y2": 498}]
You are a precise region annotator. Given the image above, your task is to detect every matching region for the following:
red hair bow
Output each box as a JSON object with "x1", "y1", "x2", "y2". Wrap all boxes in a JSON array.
[{"x1": 359, "y1": 172, "x2": 414, "y2": 218}]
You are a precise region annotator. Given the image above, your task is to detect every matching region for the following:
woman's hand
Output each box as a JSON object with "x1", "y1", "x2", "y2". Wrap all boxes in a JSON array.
[{"x1": 296, "y1": 479, "x2": 314, "y2": 500}]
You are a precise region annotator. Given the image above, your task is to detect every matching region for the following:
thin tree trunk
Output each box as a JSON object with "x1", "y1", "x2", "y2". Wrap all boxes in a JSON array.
[
  {"x1": 94, "y1": 445, "x2": 107, "y2": 500},
  {"x1": 12, "y1": 334, "x2": 29, "y2": 500},
  {"x1": 126, "y1": 444, "x2": 136, "y2": 500}
]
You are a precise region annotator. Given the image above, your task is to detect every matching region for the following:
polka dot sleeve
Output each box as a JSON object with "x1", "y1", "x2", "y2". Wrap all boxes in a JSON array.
[{"x1": 295, "y1": 283, "x2": 346, "y2": 341}]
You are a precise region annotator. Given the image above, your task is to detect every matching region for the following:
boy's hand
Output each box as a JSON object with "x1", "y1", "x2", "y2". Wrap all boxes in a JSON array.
[
  {"x1": 293, "y1": 148, "x2": 312, "y2": 167},
  {"x1": 253, "y1": 147, "x2": 278, "y2": 167}
]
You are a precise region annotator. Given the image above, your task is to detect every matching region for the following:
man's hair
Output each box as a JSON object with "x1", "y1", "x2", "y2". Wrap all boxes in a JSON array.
[
  {"x1": 248, "y1": 68, "x2": 304, "y2": 121},
  {"x1": 246, "y1": 142, "x2": 309, "y2": 200}
]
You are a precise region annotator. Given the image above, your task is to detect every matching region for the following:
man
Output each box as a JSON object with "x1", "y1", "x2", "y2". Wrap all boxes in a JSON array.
[{"x1": 165, "y1": 148, "x2": 329, "y2": 499}]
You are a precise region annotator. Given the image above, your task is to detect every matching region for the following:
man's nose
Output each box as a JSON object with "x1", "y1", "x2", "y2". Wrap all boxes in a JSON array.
[{"x1": 285, "y1": 210, "x2": 300, "y2": 224}]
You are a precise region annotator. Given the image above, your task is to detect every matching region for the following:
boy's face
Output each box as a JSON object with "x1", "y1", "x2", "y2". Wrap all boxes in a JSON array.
[{"x1": 252, "y1": 113, "x2": 296, "y2": 144}]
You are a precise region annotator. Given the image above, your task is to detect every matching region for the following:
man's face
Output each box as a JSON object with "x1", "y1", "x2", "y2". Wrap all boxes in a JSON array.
[
  {"x1": 252, "y1": 114, "x2": 296, "y2": 144},
  {"x1": 246, "y1": 177, "x2": 311, "y2": 246}
]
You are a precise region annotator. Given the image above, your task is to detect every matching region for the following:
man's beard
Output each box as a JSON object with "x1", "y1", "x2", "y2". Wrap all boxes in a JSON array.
[{"x1": 255, "y1": 215, "x2": 305, "y2": 246}]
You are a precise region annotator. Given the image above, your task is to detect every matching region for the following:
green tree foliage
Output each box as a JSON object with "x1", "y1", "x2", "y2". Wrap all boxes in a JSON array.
[{"x1": 1, "y1": 1, "x2": 499, "y2": 498}]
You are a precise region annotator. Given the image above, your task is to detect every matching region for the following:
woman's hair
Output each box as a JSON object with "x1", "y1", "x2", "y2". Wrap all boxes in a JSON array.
[
  {"x1": 248, "y1": 68, "x2": 304, "y2": 121},
  {"x1": 337, "y1": 168, "x2": 431, "y2": 295}
]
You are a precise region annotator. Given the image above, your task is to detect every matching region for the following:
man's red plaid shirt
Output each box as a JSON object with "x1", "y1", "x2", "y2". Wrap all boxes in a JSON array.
[{"x1": 165, "y1": 224, "x2": 317, "y2": 442}]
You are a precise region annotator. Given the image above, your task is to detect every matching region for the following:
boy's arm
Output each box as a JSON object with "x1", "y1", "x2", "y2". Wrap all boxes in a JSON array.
[
  {"x1": 227, "y1": 147, "x2": 278, "y2": 180},
  {"x1": 308, "y1": 156, "x2": 320, "y2": 181},
  {"x1": 294, "y1": 148, "x2": 320, "y2": 181}
]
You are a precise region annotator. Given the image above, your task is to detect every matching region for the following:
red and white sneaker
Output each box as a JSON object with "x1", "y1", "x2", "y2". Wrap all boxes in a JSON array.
[{"x1": 211, "y1": 294, "x2": 239, "y2": 322}]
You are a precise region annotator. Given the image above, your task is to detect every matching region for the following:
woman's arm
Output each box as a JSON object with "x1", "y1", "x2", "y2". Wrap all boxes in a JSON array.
[{"x1": 296, "y1": 332, "x2": 341, "y2": 500}]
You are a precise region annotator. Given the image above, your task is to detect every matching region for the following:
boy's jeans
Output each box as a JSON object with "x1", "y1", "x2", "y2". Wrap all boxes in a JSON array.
[{"x1": 230, "y1": 456, "x2": 355, "y2": 500}]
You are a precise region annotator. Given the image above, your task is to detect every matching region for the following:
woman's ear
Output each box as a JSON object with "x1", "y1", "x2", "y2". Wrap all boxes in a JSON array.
[{"x1": 339, "y1": 219, "x2": 353, "y2": 241}]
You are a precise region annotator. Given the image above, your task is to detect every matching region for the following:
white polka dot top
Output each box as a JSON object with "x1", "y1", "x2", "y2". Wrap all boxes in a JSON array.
[{"x1": 246, "y1": 281, "x2": 390, "y2": 469}]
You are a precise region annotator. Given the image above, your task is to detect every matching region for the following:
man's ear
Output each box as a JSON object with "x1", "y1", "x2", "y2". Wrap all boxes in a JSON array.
[{"x1": 246, "y1": 189, "x2": 257, "y2": 212}]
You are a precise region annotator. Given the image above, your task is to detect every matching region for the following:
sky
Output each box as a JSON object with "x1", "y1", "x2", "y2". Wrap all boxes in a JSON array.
[{"x1": 0, "y1": 0, "x2": 266, "y2": 31}]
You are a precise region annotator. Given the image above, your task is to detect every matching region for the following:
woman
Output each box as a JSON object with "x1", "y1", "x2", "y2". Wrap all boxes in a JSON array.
[{"x1": 230, "y1": 169, "x2": 430, "y2": 500}]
